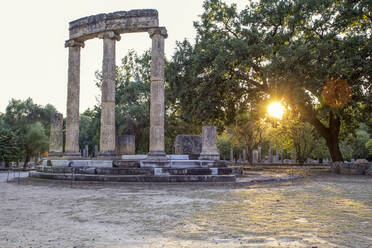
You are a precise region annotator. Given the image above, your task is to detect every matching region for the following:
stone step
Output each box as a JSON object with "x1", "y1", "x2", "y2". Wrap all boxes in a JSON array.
[
  {"x1": 36, "y1": 166, "x2": 242, "y2": 176},
  {"x1": 29, "y1": 171, "x2": 236, "y2": 182},
  {"x1": 113, "y1": 160, "x2": 141, "y2": 168}
]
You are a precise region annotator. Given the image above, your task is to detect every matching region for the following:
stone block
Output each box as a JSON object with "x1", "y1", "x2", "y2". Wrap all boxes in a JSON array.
[
  {"x1": 116, "y1": 135, "x2": 135, "y2": 155},
  {"x1": 168, "y1": 155, "x2": 189, "y2": 160},
  {"x1": 174, "y1": 135, "x2": 202, "y2": 158}
]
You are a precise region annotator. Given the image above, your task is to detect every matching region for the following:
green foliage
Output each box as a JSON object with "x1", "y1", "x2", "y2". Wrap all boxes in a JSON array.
[
  {"x1": 365, "y1": 139, "x2": 372, "y2": 156},
  {"x1": 24, "y1": 122, "x2": 49, "y2": 157},
  {"x1": 0, "y1": 119, "x2": 20, "y2": 165},
  {"x1": 168, "y1": 0, "x2": 371, "y2": 161},
  {"x1": 225, "y1": 112, "x2": 266, "y2": 163},
  {"x1": 79, "y1": 108, "x2": 100, "y2": 156},
  {"x1": 2, "y1": 98, "x2": 55, "y2": 167}
]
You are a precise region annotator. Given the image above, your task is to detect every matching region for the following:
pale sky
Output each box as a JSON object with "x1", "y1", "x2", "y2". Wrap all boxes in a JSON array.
[{"x1": 0, "y1": 0, "x2": 243, "y2": 116}]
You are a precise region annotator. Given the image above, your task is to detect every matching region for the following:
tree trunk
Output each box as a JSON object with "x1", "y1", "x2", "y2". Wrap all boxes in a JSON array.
[
  {"x1": 299, "y1": 104, "x2": 344, "y2": 162},
  {"x1": 325, "y1": 136, "x2": 343, "y2": 162},
  {"x1": 24, "y1": 152, "x2": 30, "y2": 170}
]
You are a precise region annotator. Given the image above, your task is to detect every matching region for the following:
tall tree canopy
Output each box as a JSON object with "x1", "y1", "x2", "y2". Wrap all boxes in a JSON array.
[{"x1": 167, "y1": 0, "x2": 371, "y2": 161}]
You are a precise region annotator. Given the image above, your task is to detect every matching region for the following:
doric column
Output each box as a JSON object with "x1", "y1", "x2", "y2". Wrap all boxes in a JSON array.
[
  {"x1": 49, "y1": 113, "x2": 63, "y2": 157},
  {"x1": 98, "y1": 31, "x2": 120, "y2": 157},
  {"x1": 64, "y1": 39, "x2": 84, "y2": 158},
  {"x1": 148, "y1": 27, "x2": 168, "y2": 159},
  {"x1": 199, "y1": 126, "x2": 220, "y2": 160}
]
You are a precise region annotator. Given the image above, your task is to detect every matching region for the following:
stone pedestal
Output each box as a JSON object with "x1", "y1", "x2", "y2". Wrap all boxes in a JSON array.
[
  {"x1": 199, "y1": 126, "x2": 220, "y2": 160},
  {"x1": 147, "y1": 27, "x2": 168, "y2": 160},
  {"x1": 49, "y1": 113, "x2": 63, "y2": 157},
  {"x1": 174, "y1": 135, "x2": 202, "y2": 159},
  {"x1": 99, "y1": 31, "x2": 120, "y2": 157},
  {"x1": 116, "y1": 135, "x2": 135, "y2": 155},
  {"x1": 64, "y1": 39, "x2": 84, "y2": 158}
]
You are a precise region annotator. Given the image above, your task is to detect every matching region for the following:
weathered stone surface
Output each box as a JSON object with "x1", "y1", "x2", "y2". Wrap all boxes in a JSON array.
[
  {"x1": 199, "y1": 126, "x2": 220, "y2": 160},
  {"x1": 113, "y1": 160, "x2": 141, "y2": 168},
  {"x1": 49, "y1": 113, "x2": 63, "y2": 156},
  {"x1": 116, "y1": 135, "x2": 135, "y2": 155},
  {"x1": 68, "y1": 9, "x2": 159, "y2": 41},
  {"x1": 99, "y1": 36, "x2": 117, "y2": 156},
  {"x1": 333, "y1": 162, "x2": 370, "y2": 175},
  {"x1": 174, "y1": 135, "x2": 202, "y2": 159},
  {"x1": 148, "y1": 28, "x2": 167, "y2": 159},
  {"x1": 355, "y1": 159, "x2": 369, "y2": 164},
  {"x1": 64, "y1": 42, "x2": 84, "y2": 157}
]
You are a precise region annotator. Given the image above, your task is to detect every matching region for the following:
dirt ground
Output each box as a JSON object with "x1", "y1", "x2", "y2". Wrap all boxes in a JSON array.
[{"x1": 0, "y1": 171, "x2": 371, "y2": 248}]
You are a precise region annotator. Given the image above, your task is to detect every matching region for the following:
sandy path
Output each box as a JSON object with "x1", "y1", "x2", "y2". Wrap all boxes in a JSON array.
[{"x1": 0, "y1": 172, "x2": 371, "y2": 248}]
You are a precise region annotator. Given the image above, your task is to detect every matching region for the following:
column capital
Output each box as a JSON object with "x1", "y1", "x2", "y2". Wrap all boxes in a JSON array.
[
  {"x1": 65, "y1": 39, "x2": 85, "y2": 48},
  {"x1": 98, "y1": 31, "x2": 121, "y2": 41},
  {"x1": 148, "y1": 27, "x2": 168, "y2": 39}
]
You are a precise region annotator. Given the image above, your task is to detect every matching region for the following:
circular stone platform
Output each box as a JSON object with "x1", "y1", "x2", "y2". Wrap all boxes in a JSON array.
[{"x1": 30, "y1": 158, "x2": 243, "y2": 183}]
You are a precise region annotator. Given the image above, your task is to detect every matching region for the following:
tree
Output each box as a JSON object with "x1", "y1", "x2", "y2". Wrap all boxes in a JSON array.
[
  {"x1": 0, "y1": 118, "x2": 20, "y2": 166},
  {"x1": 94, "y1": 50, "x2": 200, "y2": 154},
  {"x1": 226, "y1": 113, "x2": 266, "y2": 164},
  {"x1": 168, "y1": 0, "x2": 371, "y2": 161},
  {"x1": 22, "y1": 122, "x2": 48, "y2": 168},
  {"x1": 268, "y1": 111, "x2": 326, "y2": 164},
  {"x1": 3, "y1": 98, "x2": 55, "y2": 168}
]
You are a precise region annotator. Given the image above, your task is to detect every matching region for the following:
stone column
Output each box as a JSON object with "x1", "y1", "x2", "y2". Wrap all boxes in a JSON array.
[
  {"x1": 98, "y1": 31, "x2": 120, "y2": 157},
  {"x1": 49, "y1": 113, "x2": 63, "y2": 157},
  {"x1": 147, "y1": 27, "x2": 168, "y2": 159},
  {"x1": 243, "y1": 149, "x2": 247, "y2": 162},
  {"x1": 230, "y1": 148, "x2": 234, "y2": 162},
  {"x1": 64, "y1": 39, "x2": 84, "y2": 158},
  {"x1": 258, "y1": 146, "x2": 262, "y2": 162},
  {"x1": 199, "y1": 126, "x2": 220, "y2": 160}
]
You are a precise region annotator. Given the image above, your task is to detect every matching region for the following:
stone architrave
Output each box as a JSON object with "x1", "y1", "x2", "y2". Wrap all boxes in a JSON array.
[
  {"x1": 98, "y1": 31, "x2": 120, "y2": 157},
  {"x1": 116, "y1": 135, "x2": 135, "y2": 155},
  {"x1": 174, "y1": 135, "x2": 202, "y2": 159},
  {"x1": 49, "y1": 113, "x2": 63, "y2": 156},
  {"x1": 64, "y1": 39, "x2": 84, "y2": 158},
  {"x1": 147, "y1": 27, "x2": 168, "y2": 159},
  {"x1": 199, "y1": 126, "x2": 220, "y2": 160}
]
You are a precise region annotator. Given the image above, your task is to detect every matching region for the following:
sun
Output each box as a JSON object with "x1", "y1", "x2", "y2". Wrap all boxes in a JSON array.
[{"x1": 267, "y1": 102, "x2": 285, "y2": 119}]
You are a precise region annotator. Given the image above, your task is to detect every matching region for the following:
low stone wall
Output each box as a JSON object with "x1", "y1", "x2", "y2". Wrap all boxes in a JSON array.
[{"x1": 331, "y1": 162, "x2": 372, "y2": 175}]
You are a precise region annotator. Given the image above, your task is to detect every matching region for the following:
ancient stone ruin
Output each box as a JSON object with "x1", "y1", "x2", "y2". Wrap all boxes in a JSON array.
[
  {"x1": 31, "y1": 9, "x2": 242, "y2": 183},
  {"x1": 63, "y1": 9, "x2": 167, "y2": 159}
]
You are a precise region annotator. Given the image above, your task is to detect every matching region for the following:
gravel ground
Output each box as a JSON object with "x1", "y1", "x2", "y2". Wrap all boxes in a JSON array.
[{"x1": 0, "y1": 171, "x2": 371, "y2": 248}]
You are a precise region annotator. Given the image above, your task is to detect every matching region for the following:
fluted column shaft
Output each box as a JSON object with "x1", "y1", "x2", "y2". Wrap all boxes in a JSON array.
[
  {"x1": 64, "y1": 40, "x2": 84, "y2": 157},
  {"x1": 99, "y1": 32, "x2": 120, "y2": 157},
  {"x1": 148, "y1": 28, "x2": 167, "y2": 158}
]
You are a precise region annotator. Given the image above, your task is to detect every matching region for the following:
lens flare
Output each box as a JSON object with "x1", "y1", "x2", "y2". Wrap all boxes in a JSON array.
[{"x1": 267, "y1": 102, "x2": 285, "y2": 119}]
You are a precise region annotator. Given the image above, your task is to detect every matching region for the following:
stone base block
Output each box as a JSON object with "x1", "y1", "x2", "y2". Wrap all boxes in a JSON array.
[
  {"x1": 62, "y1": 152, "x2": 82, "y2": 160},
  {"x1": 141, "y1": 159, "x2": 170, "y2": 168},
  {"x1": 199, "y1": 152, "x2": 220, "y2": 161},
  {"x1": 30, "y1": 171, "x2": 236, "y2": 182},
  {"x1": 48, "y1": 152, "x2": 63, "y2": 157},
  {"x1": 47, "y1": 160, "x2": 113, "y2": 168},
  {"x1": 113, "y1": 160, "x2": 141, "y2": 168}
]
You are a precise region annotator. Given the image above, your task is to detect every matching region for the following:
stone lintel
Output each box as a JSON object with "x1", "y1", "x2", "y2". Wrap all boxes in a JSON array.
[{"x1": 68, "y1": 9, "x2": 159, "y2": 41}]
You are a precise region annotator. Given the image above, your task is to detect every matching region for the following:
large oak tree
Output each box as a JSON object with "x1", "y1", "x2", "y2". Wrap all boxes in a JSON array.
[{"x1": 167, "y1": 0, "x2": 371, "y2": 161}]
